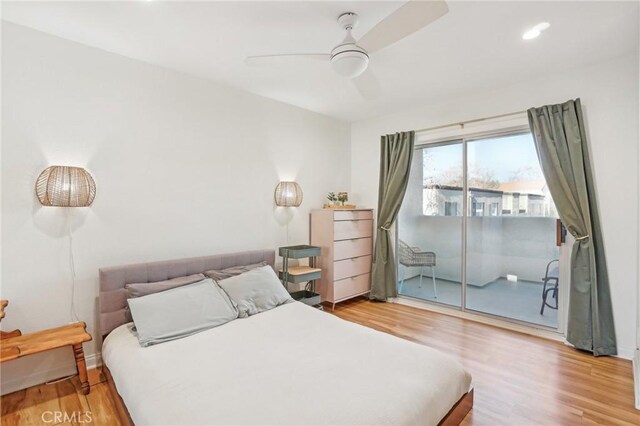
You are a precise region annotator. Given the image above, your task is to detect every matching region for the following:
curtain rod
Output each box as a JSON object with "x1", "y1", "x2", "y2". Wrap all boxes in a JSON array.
[{"x1": 414, "y1": 110, "x2": 528, "y2": 134}]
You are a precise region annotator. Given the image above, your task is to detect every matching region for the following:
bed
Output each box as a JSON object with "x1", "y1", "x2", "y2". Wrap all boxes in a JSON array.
[{"x1": 99, "y1": 250, "x2": 473, "y2": 425}]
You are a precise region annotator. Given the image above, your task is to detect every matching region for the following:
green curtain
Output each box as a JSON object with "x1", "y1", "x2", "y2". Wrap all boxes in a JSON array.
[
  {"x1": 370, "y1": 131, "x2": 415, "y2": 301},
  {"x1": 528, "y1": 99, "x2": 616, "y2": 356}
]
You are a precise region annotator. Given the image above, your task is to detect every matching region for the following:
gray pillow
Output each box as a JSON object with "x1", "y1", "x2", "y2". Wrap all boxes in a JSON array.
[
  {"x1": 127, "y1": 278, "x2": 238, "y2": 347},
  {"x1": 125, "y1": 273, "x2": 206, "y2": 298},
  {"x1": 217, "y1": 265, "x2": 293, "y2": 318},
  {"x1": 203, "y1": 261, "x2": 268, "y2": 281}
]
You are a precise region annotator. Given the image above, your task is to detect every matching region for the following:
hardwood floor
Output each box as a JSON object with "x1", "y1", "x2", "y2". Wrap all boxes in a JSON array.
[
  {"x1": 2, "y1": 298, "x2": 638, "y2": 425},
  {"x1": 332, "y1": 299, "x2": 639, "y2": 425},
  {"x1": 1, "y1": 369, "x2": 122, "y2": 426}
]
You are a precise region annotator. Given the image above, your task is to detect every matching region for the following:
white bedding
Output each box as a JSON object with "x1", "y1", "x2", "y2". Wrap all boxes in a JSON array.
[{"x1": 103, "y1": 302, "x2": 471, "y2": 426}]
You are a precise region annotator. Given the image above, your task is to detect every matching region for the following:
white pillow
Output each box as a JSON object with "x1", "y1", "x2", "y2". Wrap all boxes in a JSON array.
[
  {"x1": 217, "y1": 265, "x2": 293, "y2": 318},
  {"x1": 128, "y1": 278, "x2": 238, "y2": 347}
]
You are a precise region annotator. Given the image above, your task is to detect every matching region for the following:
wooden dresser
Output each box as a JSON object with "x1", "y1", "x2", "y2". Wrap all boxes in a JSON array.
[{"x1": 310, "y1": 209, "x2": 374, "y2": 310}]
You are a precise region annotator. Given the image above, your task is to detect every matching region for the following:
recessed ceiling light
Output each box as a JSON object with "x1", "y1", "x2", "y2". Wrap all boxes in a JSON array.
[
  {"x1": 522, "y1": 22, "x2": 550, "y2": 40},
  {"x1": 535, "y1": 22, "x2": 550, "y2": 31}
]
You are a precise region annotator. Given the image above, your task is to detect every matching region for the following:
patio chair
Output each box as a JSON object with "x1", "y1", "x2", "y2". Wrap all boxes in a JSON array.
[
  {"x1": 540, "y1": 259, "x2": 559, "y2": 315},
  {"x1": 398, "y1": 240, "x2": 437, "y2": 298}
]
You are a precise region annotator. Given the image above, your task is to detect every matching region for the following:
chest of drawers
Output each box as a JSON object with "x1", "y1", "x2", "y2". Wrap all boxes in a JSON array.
[{"x1": 310, "y1": 209, "x2": 374, "y2": 310}]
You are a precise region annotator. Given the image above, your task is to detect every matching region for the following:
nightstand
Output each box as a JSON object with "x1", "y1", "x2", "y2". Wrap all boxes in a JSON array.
[{"x1": 278, "y1": 245, "x2": 322, "y2": 308}]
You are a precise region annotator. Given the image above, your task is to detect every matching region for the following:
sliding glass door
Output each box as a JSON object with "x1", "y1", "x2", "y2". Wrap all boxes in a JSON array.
[
  {"x1": 397, "y1": 131, "x2": 560, "y2": 329},
  {"x1": 397, "y1": 140, "x2": 463, "y2": 308}
]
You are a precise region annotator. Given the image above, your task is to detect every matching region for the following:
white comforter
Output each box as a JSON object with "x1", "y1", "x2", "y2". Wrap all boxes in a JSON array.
[{"x1": 103, "y1": 302, "x2": 471, "y2": 426}]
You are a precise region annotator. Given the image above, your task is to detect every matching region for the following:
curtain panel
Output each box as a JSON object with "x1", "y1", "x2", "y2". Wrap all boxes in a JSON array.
[
  {"x1": 370, "y1": 131, "x2": 415, "y2": 301},
  {"x1": 528, "y1": 99, "x2": 616, "y2": 356}
]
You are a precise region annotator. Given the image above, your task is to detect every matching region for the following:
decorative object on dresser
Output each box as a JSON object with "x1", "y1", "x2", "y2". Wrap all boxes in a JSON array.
[
  {"x1": 0, "y1": 300, "x2": 92, "y2": 395},
  {"x1": 324, "y1": 191, "x2": 356, "y2": 209},
  {"x1": 278, "y1": 245, "x2": 322, "y2": 307},
  {"x1": 323, "y1": 203, "x2": 357, "y2": 209},
  {"x1": 0, "y1": 300, "x2": 8, "y2": 321},
  {"x1": 310, "y1": 208, "x2": 374, "y2": 310},
  {"x1": 0, "y1": 300, "x2": 20, "y2": 340},
  {"x1": 274, "y1": 181, "x2": 303, "y2": 207}
]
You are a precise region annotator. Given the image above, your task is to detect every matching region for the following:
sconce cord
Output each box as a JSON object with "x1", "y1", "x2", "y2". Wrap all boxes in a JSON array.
[{"x1": 68, "y1": 209, "x2": 80, "y2": 323}]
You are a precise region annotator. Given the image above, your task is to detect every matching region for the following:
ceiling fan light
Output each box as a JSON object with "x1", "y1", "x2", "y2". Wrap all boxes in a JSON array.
[
  {"x1": 522, "y1": 29, "x2": 541, "y2": 40},
  {"x1": 330, "y1": 48, "x2": 369, "y2": 78},
  {"x1": 522, "y1": 22, "x2": 550, "y2": 40}
]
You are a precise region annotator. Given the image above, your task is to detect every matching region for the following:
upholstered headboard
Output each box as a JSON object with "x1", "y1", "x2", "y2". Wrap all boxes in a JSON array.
[{"x1": 99, "y1": 249, "x2": 275, "y2": 337}]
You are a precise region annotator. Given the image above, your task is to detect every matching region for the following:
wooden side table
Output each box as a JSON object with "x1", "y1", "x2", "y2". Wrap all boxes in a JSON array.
[{"x1": 0, "y1": 300, "x2": 93, "y2": 394}]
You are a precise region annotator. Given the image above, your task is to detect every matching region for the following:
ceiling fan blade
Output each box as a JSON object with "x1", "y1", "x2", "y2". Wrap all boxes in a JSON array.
[
  {"x1": 358, "y1": 0, "x2": 448, "y2": 53},
  {"x1": 352, "y1": 68, "x2": 382, "y2": 100},
  {"x1": 244, "y1": 53, "x2": 331, "y2": 66}
]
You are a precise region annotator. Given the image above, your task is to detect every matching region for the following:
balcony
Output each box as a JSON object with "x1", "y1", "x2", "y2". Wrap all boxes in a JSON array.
[{"x1": 397, "y1": 216, "x2": 559, "y2": 328}]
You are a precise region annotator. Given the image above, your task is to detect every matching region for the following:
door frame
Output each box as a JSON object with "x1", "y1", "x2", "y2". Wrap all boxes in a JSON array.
[{"x1": 395, "y1": 116, "x2": 568, "y2": 335}]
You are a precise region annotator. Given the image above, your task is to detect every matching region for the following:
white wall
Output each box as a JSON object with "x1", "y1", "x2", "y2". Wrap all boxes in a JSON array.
[
  {"x1": 351, "y1": 53, "x2": 639, "y2": 359},
  {"x1": 0, "y1": 23, "x2": 350, "y2": 394}
]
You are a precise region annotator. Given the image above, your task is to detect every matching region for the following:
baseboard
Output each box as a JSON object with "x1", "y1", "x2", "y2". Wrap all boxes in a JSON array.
[
  {"x1": 0, "y1": 353, "x2": 102, "y2": 396},
  {"x1": 634, "y1": 349, "x2": 640, "y2": 410},
  {"x1": 617, "y1": 347, "x2": 635, "y2": 361}
]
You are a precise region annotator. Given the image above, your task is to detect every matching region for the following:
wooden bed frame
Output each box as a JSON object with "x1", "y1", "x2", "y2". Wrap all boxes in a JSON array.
[
  {"x1": 439, "y1": 388, "x2": 474, "y2": 425},
  {"x1": 102, "y1": 365, "x2": 134, "y2": 426},
  {"x1": 99, "y1": 250, "x2": 474, "y2": 425}
]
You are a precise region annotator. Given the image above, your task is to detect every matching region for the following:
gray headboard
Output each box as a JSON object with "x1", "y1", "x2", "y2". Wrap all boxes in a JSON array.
[{"x1": 99, "y1": 249, "x2": 275, "y2": 337}]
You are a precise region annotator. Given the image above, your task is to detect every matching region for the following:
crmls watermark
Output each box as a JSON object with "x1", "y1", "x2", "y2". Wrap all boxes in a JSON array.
[{"x1": 41, "y1": 411, "x2": 93, "y2": 424}]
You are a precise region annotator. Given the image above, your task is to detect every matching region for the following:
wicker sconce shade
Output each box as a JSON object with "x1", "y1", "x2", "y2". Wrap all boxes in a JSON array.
[
  {"x1": 274, "y1": 181, "x2": 303, "y2": 207},
  {"x1": 36, "y1": 166, "x2": 96, "y2": 207}
]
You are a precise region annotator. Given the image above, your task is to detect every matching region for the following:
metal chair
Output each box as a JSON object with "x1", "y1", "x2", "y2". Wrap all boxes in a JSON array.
[
  {"x1": 398, "y1": 240, "x2": 437, "y2": 298},
  {"x1": 540, "y1": 259, "x2": 559, "y2": 315}
]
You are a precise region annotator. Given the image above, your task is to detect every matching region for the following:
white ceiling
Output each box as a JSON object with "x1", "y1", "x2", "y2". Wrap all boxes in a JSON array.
[{"x1": 3, "y1": 1, "x2": 638, "y2": 122}]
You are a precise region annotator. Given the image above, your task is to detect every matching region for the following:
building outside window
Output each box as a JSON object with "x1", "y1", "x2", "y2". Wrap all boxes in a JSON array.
[
  {"x1": 444, "y1": 201, "x2": 459, "y2": 216},
  {"x1": 472, "y1": 201, "x2": 485, "y2": 216}
]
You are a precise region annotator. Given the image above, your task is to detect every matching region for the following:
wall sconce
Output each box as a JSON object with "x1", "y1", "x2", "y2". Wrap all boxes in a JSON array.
[
  {"x1": 35, "y1": 166, "x2": 96, "y2": 207},
  {"x1": 34, "y1": 165, "x2": 96, "y2": 324},
  {"x1": 274, "y1": 181, "x2": 303, "y2": 207}
]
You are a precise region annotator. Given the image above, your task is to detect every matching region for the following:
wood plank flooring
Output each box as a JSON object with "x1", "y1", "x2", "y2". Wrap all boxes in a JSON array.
[
  {"x1": 2, "y1": 298, "x2": 638, "y2": 425},
  {"x1": 1, "y1": 368, "x2": 122, "y2": 426},
  {"x1": 332, "y1": 299, "x2": 638, "y2": 425}
]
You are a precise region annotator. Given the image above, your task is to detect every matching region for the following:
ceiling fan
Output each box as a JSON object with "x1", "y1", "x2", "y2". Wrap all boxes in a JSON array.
[{"x1": 245, "y1": 0, "x2": 449, "y2": 99}]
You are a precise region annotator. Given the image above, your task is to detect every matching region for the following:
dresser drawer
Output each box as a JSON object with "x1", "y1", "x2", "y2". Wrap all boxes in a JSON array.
[
  {"x1": 334, "y1": 220, "x2": 373, "y2": 241},
  {"x1": 334, "y1": 238, "x2": 372, "y2": 261},
  {"x1": 334, "y1": 273, "x2": 371, "y2": 301},
  {"x1": 334, "y1": 210, "x2": 373, "y2": 221},
  {"x1": 334, "y1": 255, "x2": 372, "y2": 281}
]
